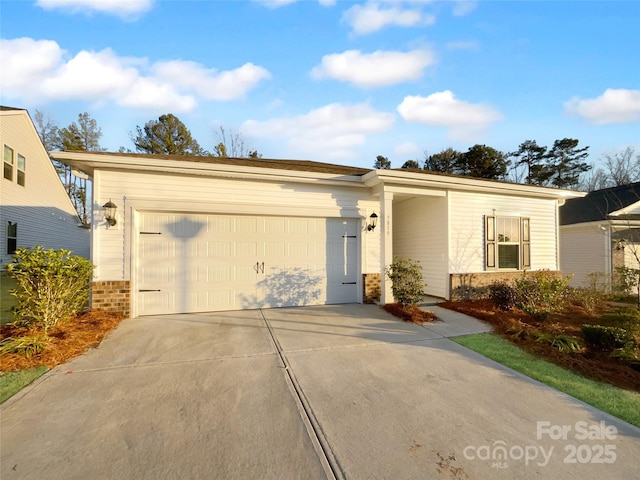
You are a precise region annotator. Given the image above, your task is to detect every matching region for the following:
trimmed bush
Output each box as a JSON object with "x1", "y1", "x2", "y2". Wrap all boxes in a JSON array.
[
  {"x1": 384, "y1": 257, "x2": 426, "y2": 307},
  {"x1": 7, "y1": 247, "x2": 93, "y2": 334},
  {"x1": 581, "y1": 325, "x2": 634, "y2": 352},
  {"x1": 489, "y1": 282, "x2": 518, "y2": 311},
  {"x1": 599, "y1": 308, "x2": 640, "y2": 333}
]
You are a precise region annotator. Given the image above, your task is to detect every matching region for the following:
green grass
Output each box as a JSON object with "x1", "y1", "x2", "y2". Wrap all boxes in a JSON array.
[
  {"x1": 452, "y1": 333, "x2": 640, "y2": 428},
  {"x1": 0, "y1": 366, "x2": 48, "y2": 404},
  {"x1": 1, "y1": 271, "x2": 18, "y2": 325}
]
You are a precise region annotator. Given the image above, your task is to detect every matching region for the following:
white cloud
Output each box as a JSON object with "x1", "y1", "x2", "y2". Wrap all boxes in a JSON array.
[
  {"x1": 0, "y1": 38, "x2": 270, "y2": 112},
  {"x1": 242, "y1": 103, "x2": 395, "y2": 160},
  {"x1": 452, "y1": 0, "x2": 477, "y2": 17},
  {"x1": 397, "y1": 90, "x2": 503, "y2": 141},
  {"x1": 152, "y1": 61, "x2": 271, "y2": 101},
  {"x1": 311, "y1": 49, "x2": 435, "y2": 88},
  {"x1": 564, "y1": 89, "x2": 640, "y2": 125},
  {"x1": 342, "y1": 2, "x2": 435, "y2": 35},
  {"x1": 255, "y1": 0, "x2": 335, "y2": 8},
  {"x1": 394, "y1": 141, "x2": 420, "y2": 156},
  {"x1": 36, "y1": 0, "x2": 154, "y2": 18}
]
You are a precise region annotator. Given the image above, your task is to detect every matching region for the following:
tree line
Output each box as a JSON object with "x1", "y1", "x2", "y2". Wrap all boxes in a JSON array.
[
  {"x1": 375, "y1": 141, "x2": 639, "y2": 191},
  {"x1": 34, "y1": 111, "x2": 259, "y2": 224},
  {"x1": 33, "y1": 110, "x2": 638, "y2": 223}
]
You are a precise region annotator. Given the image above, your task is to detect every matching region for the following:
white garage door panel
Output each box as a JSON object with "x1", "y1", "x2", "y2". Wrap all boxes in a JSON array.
[{"x1": 137, "y1": 213, "x2": 358, "y2": 315}]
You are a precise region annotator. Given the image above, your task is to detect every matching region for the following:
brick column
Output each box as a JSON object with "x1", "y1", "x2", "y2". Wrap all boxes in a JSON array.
[
  {"x1": 363, "y1": 273, "x2": 381, "y2": 303},
  {"x1": 91, "y1": 280, "x2": 130, "y2": 317}
]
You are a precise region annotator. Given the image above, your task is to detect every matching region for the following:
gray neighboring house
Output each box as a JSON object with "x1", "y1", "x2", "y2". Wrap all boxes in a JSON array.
[
  {"x1": 0, "y1": 107, "x2": 89, "y2": 268},
  {"x1": 560, "y1": 182, "x2": 640, "y2": 289}
]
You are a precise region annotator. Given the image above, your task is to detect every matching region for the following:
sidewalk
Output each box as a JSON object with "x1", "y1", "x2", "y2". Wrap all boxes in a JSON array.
[{"x1": 419, "y1": 301, "x2": 494, "y2": 338}]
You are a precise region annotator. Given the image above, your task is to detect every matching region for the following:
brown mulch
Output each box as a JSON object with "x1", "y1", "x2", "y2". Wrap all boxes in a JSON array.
[
  {"x1": 383, "y1": 303, "x2": 438, "y2": 324},
  {"x1": 0, "y1": 310, "x2": 125, "y2": 372},
  {"x1": 439, "y1": 299, "x2": 640, "y2": 392}
]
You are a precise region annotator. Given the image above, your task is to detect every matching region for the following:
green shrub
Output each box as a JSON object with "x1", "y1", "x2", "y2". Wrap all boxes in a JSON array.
[
  {"x1": 566, "y1": 287, "x2": 605, "y2": 315},
  {"x1": 515, "y1": 271, "x2": 571, "y2": 320},
  {"x1": 489, "y1": 282, "x2": 518, "y2": 311},
  {"x1": 384, "y1": 256, "x2": 426, "y2": 307},
  {"x1": 613, "y1": 266, "x2": 639, "y2": 296},
  {"x1": 7, "y1": 247, "x2": 93, "y2": 334},
  {"x1": 581, "y1": 325, "x2": 634, "y2": 352},
  {"x1": 530, "y1": 331, "x2": 582, "y2": 353},
  {"x1": 0, "y1": 336, "x2": 49, "y2": 357},
  {"x1": 599, "y1": 308, "x2": 640, "y2": 333}
]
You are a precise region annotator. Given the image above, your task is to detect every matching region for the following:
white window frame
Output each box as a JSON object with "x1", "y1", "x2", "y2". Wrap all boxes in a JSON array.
[
  {"x1": 17, "y1": 153, "x2": 25, "y2": 186},
  {"x1": 485, "y1": 215, "x2": 531, "y2": 270},
  {"x1": 7, "y1": 221, "x2": 17, "y2": 255},
  {"x1": 3, "y1": 145, "x2": 13, "y2": 181}
]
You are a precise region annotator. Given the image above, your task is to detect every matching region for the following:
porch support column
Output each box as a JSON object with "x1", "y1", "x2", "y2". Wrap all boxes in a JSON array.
[{"x1": 380, "y1": 189, "x2": 394, "y2": 304}]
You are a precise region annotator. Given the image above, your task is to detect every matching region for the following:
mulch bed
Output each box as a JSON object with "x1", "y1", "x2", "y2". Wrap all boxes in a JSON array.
[
  {"x1": 0, "y1": 310, "x2": 125, "y2": 372},
  {"x1": 383, "y1": 303, "x2": 438, "y2": 324},
  {"x1": 439, "y1": 299, "x2": 640, "y2": 392}
]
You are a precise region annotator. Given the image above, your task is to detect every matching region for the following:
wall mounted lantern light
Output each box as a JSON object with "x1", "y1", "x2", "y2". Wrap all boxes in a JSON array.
[
  {"x1": 367, "y1": 213, "x2": 378, "y2": 232},
  {"x1": 103, "y1": 200, "x2": 117, "y2": 227}
]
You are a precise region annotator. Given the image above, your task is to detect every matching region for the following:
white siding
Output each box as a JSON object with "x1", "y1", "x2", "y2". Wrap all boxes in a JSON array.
[
  {"x1": 93, "y1": 169, "x2": 379, "y2": 281},
  {"x1": 560, "y1": 224, "x2": 609, "y2": 287},
  {"x1": 447, "y1": 191, "x2": 558, "y2": 273},
  {"x1": 393, "y1": 196, "x2": 448, "y2": 298},
  {"x1": 561, "y1": 222, "x2": 614, "y2": 287},
  {"x1": 0, "y1": 110, "x2": 89, "y2": 267}
]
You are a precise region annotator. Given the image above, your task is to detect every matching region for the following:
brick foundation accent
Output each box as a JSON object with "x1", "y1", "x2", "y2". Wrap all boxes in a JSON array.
[
  {"x1": 363, "y1": 273, "x2": 381, "y2": 304},
  {"x1": 91, "y1": 280, "x2": 131, "y2": 317},
  {"x1": 449, "y1": 271, "x2": 561, "y2": 301}
]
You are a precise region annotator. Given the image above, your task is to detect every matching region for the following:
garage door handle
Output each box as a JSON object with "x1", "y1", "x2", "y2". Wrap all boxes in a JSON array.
[
  {"x1": 260, "y1": 262, "x2": 265, "y2": 273},
  {"x1": 139, "y1": 289, "x2": 161, "y2": 292},
  {"x1": 342, "y1": 282, "x2": 356, "y2": 285}
]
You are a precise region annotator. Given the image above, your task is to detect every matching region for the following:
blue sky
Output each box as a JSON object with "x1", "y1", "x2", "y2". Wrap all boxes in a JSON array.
[{"x1": 1, "y1": 0, "x2": 639, "y2": 170}]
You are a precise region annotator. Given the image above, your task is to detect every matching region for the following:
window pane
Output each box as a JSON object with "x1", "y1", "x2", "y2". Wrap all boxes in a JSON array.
[
  {"x1": 17, "y1": 154, "x2": 25, "y2": 170},
  {"x1": 522, "y1": 218, "x2": 530, "y2": 242},
  {"x1": 3, "y1": 162, "x2": 12, "y2": 181},
  {"x1": 3, "y1": 145, "x2": 13, "y2": 164},
  {"x1": 17, "y1": 170, "x2": 25, "y2": 186},
  {"x1": 498, "y1": 244, "x2": 519, "y2": 268},
  {"x1": 7, "y1": 222, "x2": 17, "y2": 255},
  {"x1": 497, "y1": 217, "x2": 521, "y2": 242}
]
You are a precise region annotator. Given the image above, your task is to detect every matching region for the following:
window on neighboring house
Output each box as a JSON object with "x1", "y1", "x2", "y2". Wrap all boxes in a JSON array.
[
  {"x1": 485, "y1": 216, "x2": 531, "y2": 269},
  {"x1": 3, "y1": 145, "x2": 13, "y2": 181},
  {"x1": 7, "y1": 222, "x2": 17, "y2": 255},
  {"x1": 17, "y1": 154, "x2": 25, "y2": 186}
]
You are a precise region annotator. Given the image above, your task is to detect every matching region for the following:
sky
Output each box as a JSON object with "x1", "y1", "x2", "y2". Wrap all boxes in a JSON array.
[{"x1": 1, "y1": 0, "x2": 639, "y2": 170}]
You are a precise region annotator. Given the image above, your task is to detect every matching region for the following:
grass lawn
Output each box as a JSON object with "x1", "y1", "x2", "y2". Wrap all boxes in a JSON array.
[
  {"x1": 1, "y1": 271, "x2": 17, "y2": 325},
  {"x1": 452, "y1": 333, "x2": 640, "y2": 428},
  {"x1": 0, "y1": 366, "x2": 48, "y2": 404}
]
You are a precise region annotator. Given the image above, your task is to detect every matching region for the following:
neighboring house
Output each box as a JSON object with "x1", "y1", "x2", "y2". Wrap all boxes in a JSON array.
[
  {"x1": 560, "y1": 183, "x2": 640, "y2": 289},
  {"x1": 50, "y1": 150, "x2": 581, "y2": 317},
  {"x1": 0, "y1": 107, "x2": 89, "y2": 267}
]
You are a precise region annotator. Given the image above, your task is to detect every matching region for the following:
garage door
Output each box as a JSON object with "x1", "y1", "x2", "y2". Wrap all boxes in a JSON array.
[{"x1": 136, "y1": 212, "x2": 359, "y2": 315}]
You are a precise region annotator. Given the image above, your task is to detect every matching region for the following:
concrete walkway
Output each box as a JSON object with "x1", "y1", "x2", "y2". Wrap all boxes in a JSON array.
[
  {"x1": 2, "y1": 304, "x2": 639, "y2": 480},
  {"x1": 420, "y1": 303, "x2": 494, "y2": 337}
]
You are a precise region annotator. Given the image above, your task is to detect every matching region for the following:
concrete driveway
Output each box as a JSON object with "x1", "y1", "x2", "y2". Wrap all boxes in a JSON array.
[{"x1": 2, "y1": 304, "x2": 639, "y2": 479}]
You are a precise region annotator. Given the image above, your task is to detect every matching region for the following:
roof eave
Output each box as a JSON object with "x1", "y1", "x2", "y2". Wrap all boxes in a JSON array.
[
  {"x1": 365, "y1": 169, "x2": 585, "y2": 199},
  {"x1": 50, "y1": 151, "x2": 367, "y2": 187}
]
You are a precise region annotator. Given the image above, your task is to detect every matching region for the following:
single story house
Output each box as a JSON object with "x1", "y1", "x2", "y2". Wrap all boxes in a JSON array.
[
  {"x1": 560, "y1": 183, "x2": 640, "y2": 290},
  {"x1": 0, "y1": 107, "x2": 89, "y2": 268},
  {"x1": 49, "y1": 151, "x2": 582, "y2": 317}
]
